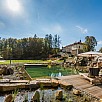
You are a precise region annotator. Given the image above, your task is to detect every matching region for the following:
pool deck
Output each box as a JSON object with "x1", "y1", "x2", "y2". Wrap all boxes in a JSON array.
[{"x1": 58, "y1": 74, "x2": 102, "y2": 100}]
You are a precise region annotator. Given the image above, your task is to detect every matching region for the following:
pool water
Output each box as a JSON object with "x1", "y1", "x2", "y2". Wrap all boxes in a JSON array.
[{"x1": 26, "y1": 66, "x2": 76, "y2": 78}]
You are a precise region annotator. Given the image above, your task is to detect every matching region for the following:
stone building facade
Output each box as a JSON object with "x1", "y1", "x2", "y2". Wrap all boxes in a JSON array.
[{"x1": 62, "y1": 41, "x2": 85, "y2": 56}]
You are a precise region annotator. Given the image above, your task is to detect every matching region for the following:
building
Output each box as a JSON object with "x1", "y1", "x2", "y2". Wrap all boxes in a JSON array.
[{"x1": 62, "y1": 40, "x2": 85, "y2": 56}]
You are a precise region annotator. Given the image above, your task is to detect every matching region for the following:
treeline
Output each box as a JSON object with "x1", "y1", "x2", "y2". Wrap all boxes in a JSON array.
[{"x1": 0, "y1": 34, "x2": 61, "y2": 60}]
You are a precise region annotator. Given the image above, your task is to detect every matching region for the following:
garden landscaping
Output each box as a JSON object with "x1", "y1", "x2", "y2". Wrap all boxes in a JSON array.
[{"x1": 0, "y1": 61, "x2": 100, "y2": 102}]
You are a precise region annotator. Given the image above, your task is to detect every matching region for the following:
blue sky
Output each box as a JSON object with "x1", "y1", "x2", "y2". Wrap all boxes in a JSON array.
[{"x1": 0, "y1": 0, "x2": 102, "y2": 50}]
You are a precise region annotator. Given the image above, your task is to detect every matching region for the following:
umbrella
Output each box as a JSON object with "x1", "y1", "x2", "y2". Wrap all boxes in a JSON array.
[
  {"x1": 77, "y1": 51, "x2": 102, "y2": 57},
  {"x1": 78, "y1": 52, "x2": 102, "y2": 76}
]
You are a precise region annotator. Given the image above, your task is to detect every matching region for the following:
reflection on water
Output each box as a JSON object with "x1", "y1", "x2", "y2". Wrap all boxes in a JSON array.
[
  {"x1": 0, "y1": 96, "x2": 4, "y2": 102},
  {"x1": 51, "y1": 72, "x2": 62, "y2": 78}
]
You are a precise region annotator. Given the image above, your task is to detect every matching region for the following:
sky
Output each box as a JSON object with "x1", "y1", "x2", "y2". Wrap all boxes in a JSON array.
[{"x1": 0, "y1": 0, "x2": 102, "y2": 50}]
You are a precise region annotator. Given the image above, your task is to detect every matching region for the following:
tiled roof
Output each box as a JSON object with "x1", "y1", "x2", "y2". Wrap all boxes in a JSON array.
[{"x1": 63, "y1": 42, "x2": 85, "y2": 48}]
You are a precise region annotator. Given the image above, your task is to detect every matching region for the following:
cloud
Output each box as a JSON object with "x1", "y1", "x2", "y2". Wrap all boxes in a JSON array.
[
  {"x1": 97, "y1": 41, "x2": 102, "y2": 45},
  {"x1": 76, "y1": 25, "x2": 88, "y2": 34},
  {"x1": 42, "y1": 24, "x2": 63, "y2": 34}
]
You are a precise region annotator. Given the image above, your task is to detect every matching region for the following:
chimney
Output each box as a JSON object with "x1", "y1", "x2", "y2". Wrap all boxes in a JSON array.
[{"x1": 79, "y1": 40, "x2": 81, "y2": 42}]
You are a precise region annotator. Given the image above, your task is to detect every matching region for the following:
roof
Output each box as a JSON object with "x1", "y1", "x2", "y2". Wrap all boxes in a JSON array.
[{"x1": 63, "y1": 42, "x2": 85, "y2": 48}]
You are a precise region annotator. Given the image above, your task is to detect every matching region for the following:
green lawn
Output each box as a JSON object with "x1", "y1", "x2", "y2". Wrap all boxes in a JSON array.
[
  {"x1": 0, "y1": 60, "x2": 49, "y2": 64},
  {"x1": 0, "y1": 60, "x2": 63, "y2": 64},
  {"x1": 26, "y1": 66, "x2": 75, "y2": 78}
]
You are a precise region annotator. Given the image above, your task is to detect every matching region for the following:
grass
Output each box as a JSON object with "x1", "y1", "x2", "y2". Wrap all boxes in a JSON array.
[
  {"x1": 0, "y1": 60, "x2": 49, "y2": 64},
  {"x1": 0, "y1": 60, "x2": 63, "y2": 64},
  {"x1": 26, "y1": 66, "x2": 74, "y2": 78},
  {"x1": 0, "y1": 59, "x2": 76, "y2": 78}
]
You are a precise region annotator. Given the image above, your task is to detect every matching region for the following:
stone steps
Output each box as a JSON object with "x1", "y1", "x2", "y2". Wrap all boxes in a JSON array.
[{"x1": 0, "y1": 78, "x2": 72, "y2": 92}]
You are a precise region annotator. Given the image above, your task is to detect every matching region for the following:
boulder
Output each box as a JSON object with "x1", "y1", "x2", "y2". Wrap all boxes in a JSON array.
[
  {"x1": 19, "y1": 71, "x2": 23, "y2": 74},
  {"x1": 4, "y1": 94, "x2": 13, "y2": 102},
  {"x1": 2, "y1": 68, "x2": 13, "y2": 75},
  {"x1": 100, "y1": 99, "x2": 102, "y2": 102},
  {"x1": 2, "y1": 66, "x2": 8, "y2": 75},
  {"x1": 73, "y1": 89, "x2": 81, "y2": 95},
  {"x1": 31, "y1": 91, "x2": 40, "y2": 102},
  {"x1": 20, "y1": 76, "x2": 24, "y2": 80},
  {"x1": 8, "y1": 68, "x2": 14, "y2": 75},
  {"x1": 55, "y1": 90, "x2": 63, "y2": 100},
  {"x1": 51, "y1": 79, "x2": 59, "y2": 87},
  {"x1": 0, "y1": 69, "x2": 4, "y2": 75}
]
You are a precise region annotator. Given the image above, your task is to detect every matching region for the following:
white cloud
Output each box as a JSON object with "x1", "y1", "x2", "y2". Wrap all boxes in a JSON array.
[
  {"x1": 97, "y1": 41, "x2": 102, "y2": 45},
  {"x1": 76, "y1": 25, "x2": 88, "y2": 34},
  {"x1": 42, "y1": 24, "x2": 63, "y2": 34}
]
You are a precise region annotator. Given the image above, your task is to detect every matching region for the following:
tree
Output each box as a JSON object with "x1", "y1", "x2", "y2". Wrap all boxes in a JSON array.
[
  {"x1": 0, "y1": 34, "x2": 61, "y2": 60},
  {"x1": 48, "y1": 34, "x2": 53, "y2": 49},
  {"x1": 34, "y1": 34, "x2": 37, "y2": 38},
  {"x1": 53, "y1": 34, "x2": 61, "y2": 48},
  {"x1": 99, "y1": 47, "x2": 102, "y2": 53},
  {"x1": 52, "y1": 34, "x2": 61, "y2": 54},
  {"x1": 85, "y1": 36, "x2": 97, "y2": 51}
]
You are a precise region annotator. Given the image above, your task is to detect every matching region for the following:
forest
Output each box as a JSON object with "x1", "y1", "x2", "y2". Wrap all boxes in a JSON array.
[{"x1": 0, "y1": 34, "x2": 61, "y2": 60}]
